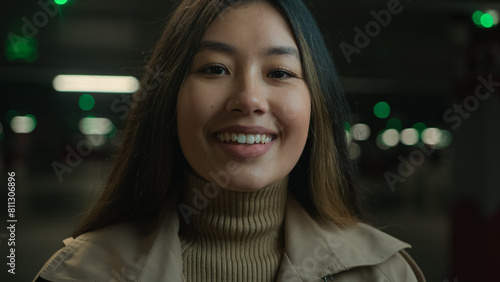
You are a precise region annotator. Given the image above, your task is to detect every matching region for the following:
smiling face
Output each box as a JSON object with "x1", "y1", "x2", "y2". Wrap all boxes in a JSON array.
[{"x1": 176, "y1": 1, "x2": 311, "y2": 192}]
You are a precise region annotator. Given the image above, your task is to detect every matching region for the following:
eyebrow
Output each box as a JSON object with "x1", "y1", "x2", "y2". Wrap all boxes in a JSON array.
[
  {"x1": 198, "y1": 40, "x2": 237, "y2": 55},
  {"x1": 197, "y1": 40, "x2": 301, "y2": 61},
  {"x1": 263, "y1": 46, "x2": 300, "y2": 61}
]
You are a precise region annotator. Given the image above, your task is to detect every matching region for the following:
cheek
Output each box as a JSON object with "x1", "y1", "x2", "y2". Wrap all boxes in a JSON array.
[
  {"x1": 177, "y1": 85, "x2": 209, "y2": 157},
  {"x1": 177, "y1": 82, "x2": 218, "y2": 132},
  {"x1": 272, "y1": 88, "x2": 311, "y2": 141}
]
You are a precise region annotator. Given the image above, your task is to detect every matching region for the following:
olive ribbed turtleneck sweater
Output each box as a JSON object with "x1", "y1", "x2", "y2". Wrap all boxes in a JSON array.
[{"x1": 178, "y1": 173, "x2": 288, "y2": 282}]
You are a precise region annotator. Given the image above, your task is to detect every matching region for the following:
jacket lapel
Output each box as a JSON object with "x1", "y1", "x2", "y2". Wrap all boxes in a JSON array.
[
  {"x1": 37, "y1": 218, "x2": 159, "y2": 282},
  {"x1": 138, "y1": 205, "x2": 184, "y2": 282},
  {"x1": 276, "y1": 193, "x2": 411, "y2": 281}
]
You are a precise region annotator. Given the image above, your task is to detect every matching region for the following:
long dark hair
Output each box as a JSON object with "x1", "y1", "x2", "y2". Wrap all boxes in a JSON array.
[{"x1": 72, "y1": 0, "x2": 360, "y2": 237}]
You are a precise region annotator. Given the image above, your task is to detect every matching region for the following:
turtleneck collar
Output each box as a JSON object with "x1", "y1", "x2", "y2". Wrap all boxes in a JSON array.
[
  {"x1": 178, "y1": 172, "x2": 288, "y2": 237},
  {"x1": 177, "y1": 171, "x2": 288, "y2": 281}
]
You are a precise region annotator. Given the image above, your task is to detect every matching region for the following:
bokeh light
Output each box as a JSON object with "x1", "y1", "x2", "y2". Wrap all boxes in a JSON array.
[
  {"x1": 345, "y1": 130, "x2": 352, "y2": 144},
  {"x1": 345, "y1": 122, "x2": 352, "y2": 143},
  {"x1": 472, "y1": 11, "x2": 484, "y2": 25},
  {"x1": 10, "y1": 115, "x2": 37, "y2": 133},
  {"x1": 486, "y1": 9, "x2": 499, "y2": 25},
  {"x1": 79, "y1": 94, "x2": 95, "y2": 111},
  {"x1": 412, "y1": 122, "x2": 427, "y2": 138},
  {"x1": 54, "y1": 0, "x2": 68, "y2": 5},
  {"x1": 386, "y1": 118, "x2": 402, "y2": 131},
  {"x1": 381, "y1": 129, "x2": 399, "y2": 147},
  {"x1": 349, "y1": 142, "x2": 362, "y2": 160},
  {"x1": 79, "y1": 117, "x2": 114, "y2": 135},
  {"x1": 344, "y1": 121, "x2": 352, "y2": 132},
  {"x1": 376, "y1": 132, "x2": 389, "y2": 150},
  {"x1": 422, "y1": 128, "x2": 442, "y2": 146},
  {"x1": 5, "y1": 36, "x2": 38, "y2": 62},
  {"x1": 351, "y1": 123, "x2": 371, "y2": 141},
  {"x1": 481, "y1": 13, "x2": 494, "y2": 28},
  {"x1": 373, "y1": 101, "x2": 391, "y2": 119},
  {"x1": 472, "y1": 10, "x2": 498, "y2": 28},
  {"x1": 400, "y1": 128, "x2": 419, "y2": 146},
  {"x1": 436, "y1": 130, "x2": 452, "y2": 148}
]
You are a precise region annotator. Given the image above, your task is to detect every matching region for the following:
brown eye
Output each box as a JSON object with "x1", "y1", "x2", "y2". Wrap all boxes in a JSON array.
[
  {"x1": 200, "y1": 65, "x2": 228, "y2": 75},
  {"x1": 267, "y1": 69, "x2": 297, "y2": 80}
]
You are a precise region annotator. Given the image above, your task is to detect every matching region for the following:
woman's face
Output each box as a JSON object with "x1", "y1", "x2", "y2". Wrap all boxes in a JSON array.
[{"x1": 177, "y1": 1, "x2": 311, "y2": 192}]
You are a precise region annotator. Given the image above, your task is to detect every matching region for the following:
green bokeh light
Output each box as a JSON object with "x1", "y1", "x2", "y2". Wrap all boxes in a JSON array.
[
  {"x1": 79, "y1": 94, "x2": 95, "y2": 111},
  {"x1": 54, "y1": 0, "x2": 68, "y2": 5},
  {"x1": 344, "y1": 121, "x2": 352, "y2": 132},
  {"x1": 412, "y1": 122, "x2": 427, "y2": 137},
  {"x1": 386, "y1": 118, "x2": 402, "y2": 131},
  {"x1": 481, "y1": 13, "x2": 494, "y2": 28},
  {"x1": 26, "y1": 114, "x2": 37, "y2": 126},
  {"x1": 5, "y1": 36, "x2": 38, "y2": 62},
  {"x1": 373, "y1": 101, "x2": 390, "y2": 119},
  {"x1": 472, "y1": 11, "x2": 484, "y2": 25}
]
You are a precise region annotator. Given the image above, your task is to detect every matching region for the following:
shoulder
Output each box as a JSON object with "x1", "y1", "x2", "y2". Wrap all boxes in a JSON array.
[
  {"x1": 34, "y1": 217, "x2": 159, "y2": 282},
  {"x1": 325, "y1": 223, "x2": 425, "y2": 281},
  {"x1": 331, "y1": 248, "x2": 426, "y2": 282},
  {"x1": 282, "y1": 194, "x2": 425, "y2": 281}
]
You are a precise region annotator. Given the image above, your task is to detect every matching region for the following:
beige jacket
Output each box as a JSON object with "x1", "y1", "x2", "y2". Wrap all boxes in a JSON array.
[{"x1": 35, "y1": 194, "x2": 425, "y2": 281}]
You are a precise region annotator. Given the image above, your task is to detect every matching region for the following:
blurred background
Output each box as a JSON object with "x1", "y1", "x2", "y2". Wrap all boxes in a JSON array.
[{"x1": 1, "y1": 0, "x2": 499, "y2": 281}]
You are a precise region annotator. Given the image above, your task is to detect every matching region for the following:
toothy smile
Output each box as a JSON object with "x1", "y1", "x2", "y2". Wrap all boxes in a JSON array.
[{"x1": 216, "y1": 133, "x2": 273, "y2": 144}]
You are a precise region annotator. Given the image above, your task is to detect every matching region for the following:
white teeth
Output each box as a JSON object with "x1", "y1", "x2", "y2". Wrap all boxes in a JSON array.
[
  {"x1": 246, "y1": 134, "x2": 255, "y2": 144},
  {"x1": 217, "y1": 133, "x2": 273, "y2": 144},
  {"x1": 237, "y1": 134, "x2": 246, "y2": 144},
  {"x1": 255, "y1": 134, "x2": 261, "y2": 143}
]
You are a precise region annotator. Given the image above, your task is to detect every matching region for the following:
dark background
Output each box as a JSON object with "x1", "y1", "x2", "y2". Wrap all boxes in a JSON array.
[{"x1": 1, "y1": 0, "x2": 500, "y2": 281}]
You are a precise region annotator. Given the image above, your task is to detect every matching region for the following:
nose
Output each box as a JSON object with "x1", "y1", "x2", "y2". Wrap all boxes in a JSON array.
[{"x1": 225, "y1": 72, "x2": 269, "y2": 115}]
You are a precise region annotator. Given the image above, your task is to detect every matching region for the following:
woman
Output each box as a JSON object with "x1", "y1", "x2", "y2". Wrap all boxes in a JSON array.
[{"x1": 36, "y1": 0, "x2": 425, "y2": 281}]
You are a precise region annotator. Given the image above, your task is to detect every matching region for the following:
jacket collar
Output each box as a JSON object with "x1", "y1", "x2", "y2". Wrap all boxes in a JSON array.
[
  {"x1": 277, "y1": 193, "x2": 410, "y2": 281},
  {"x1": 38, "y1": 193, "x2": 410, "y2": 282}
]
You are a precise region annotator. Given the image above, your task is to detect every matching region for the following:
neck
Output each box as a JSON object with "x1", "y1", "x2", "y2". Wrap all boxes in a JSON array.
[{"x1": 178, "y1": 172, "x2": 288, "y2": 281}]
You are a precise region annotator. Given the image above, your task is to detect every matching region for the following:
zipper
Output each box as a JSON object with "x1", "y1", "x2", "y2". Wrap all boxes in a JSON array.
[{"x1": 322, "y1": 274, "x2": 334, "y2": 281}]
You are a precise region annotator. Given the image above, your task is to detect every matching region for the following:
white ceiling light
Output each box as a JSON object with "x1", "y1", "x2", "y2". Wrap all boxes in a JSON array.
[{"x1": 53, "y1": 75, "x2": 140, "y2": 93}]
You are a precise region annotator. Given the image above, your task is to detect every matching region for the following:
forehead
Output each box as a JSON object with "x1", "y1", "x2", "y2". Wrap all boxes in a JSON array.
[{"x1": 201, "y1": 2, "x2": 298, "y2": 50}]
